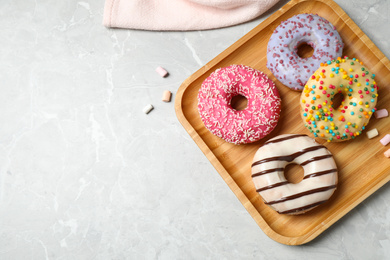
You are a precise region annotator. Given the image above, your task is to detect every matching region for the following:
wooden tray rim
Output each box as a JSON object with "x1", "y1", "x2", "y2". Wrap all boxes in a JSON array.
[{"x1": 174, "y1": 0, "x2": 390, "y2": 245}]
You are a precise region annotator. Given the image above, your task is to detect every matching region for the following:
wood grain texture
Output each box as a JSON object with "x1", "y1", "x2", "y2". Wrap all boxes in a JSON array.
[{"x1": 175, "y1": 0, "x2": 390, "y2": 245}]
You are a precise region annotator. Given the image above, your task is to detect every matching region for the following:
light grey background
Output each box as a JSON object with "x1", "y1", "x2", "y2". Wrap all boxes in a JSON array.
[{"x1": 1, "y1": 0, "x2": 389, "y2": 259}]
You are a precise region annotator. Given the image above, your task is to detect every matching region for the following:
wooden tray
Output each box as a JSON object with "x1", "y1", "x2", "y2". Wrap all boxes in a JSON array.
[{"x1": 175, "y1": 0, "x2": 390, "y2": 245}]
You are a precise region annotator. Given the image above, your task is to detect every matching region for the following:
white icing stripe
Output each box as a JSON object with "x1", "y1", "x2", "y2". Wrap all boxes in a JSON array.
[
  {"x1": 270, "y1": 189, "x2": 336, "y2": 214},
  {"x1": 265, "y1": 185, "x2": 336, "y2": 205}
]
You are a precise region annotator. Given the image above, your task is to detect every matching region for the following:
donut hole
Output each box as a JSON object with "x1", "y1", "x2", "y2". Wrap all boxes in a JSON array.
[
  {"x1": 284, "y1": 163, "x2": 304, "y2": 184},
  {"x1": 230, "y1": 94, "x2": 248, "y2": 111},
  {"x1": 331, "y1": 92, "x2": 345, "y2": 109},
  {"x1": 297, "y1": 42, "x2": 314, "y2": 59}
]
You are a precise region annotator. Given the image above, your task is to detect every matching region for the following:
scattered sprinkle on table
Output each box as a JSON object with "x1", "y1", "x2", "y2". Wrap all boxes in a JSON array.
[
  {"x1": 143, "y1": 104, "x2": 154, "y2": 114},
  {"x1": 156, "y1": 66, "x2": 168, "y2": 77},
  {"x1": 162, "y1": 90, "x2": 172, "y2": 102}
]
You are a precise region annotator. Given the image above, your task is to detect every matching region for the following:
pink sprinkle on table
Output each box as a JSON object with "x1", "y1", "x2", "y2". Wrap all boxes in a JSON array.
[
  {"x1": 156, "y1": 66, "x2": 168, "y2": 77},
  {"x1": 162, "y1": 90, "x2": 172, "y2": 102}
]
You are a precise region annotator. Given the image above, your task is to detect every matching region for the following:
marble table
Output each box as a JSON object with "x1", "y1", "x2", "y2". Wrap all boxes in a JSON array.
[{"x1": 1, "y1": 0, "x2": 389, "y2": 259}]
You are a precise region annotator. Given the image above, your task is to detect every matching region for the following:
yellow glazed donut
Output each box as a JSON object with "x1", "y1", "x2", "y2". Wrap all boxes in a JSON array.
[{"x1": 300, "y1": 57, "x2": 378, "y2": 142}]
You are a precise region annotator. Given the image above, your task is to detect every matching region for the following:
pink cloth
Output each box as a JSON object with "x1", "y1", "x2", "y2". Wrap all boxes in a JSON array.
[{"x1": 103, "y1": 0, "x2": 280, "y2": 31}]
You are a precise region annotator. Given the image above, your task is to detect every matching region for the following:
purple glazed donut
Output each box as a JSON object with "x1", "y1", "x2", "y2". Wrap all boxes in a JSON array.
[{"x1": 267, "y1": 14, "x2": 344, "y2": 91}]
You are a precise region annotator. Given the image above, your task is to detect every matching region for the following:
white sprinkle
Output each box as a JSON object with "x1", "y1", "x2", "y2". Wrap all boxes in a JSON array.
[
  {"x1": 366, "y1": 128, "x2": 378, "y2": 139},
  {"x1": 143, "y1": 104, "x2": 154, "y2": 114}
]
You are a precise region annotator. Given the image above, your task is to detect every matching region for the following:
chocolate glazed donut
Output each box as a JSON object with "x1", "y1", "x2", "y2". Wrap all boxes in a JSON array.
[{"x1": 251, "y1": 134, "x2": 338, "y2": 215}]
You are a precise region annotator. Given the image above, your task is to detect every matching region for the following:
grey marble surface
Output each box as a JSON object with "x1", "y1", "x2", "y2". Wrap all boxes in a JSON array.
[{"x1": 1, "y1": 0, "x2": 389, "y2": 259}]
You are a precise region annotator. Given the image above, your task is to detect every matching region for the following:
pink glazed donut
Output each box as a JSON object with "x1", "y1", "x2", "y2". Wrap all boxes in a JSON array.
[{"x1": 197, "y1": 64, "x2": 281, "y2": 144}]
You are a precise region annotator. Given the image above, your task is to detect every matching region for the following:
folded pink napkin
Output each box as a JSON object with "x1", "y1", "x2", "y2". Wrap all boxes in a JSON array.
[{"x1": 103, "y1": 0, "x2": 280, "y2": 31}]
